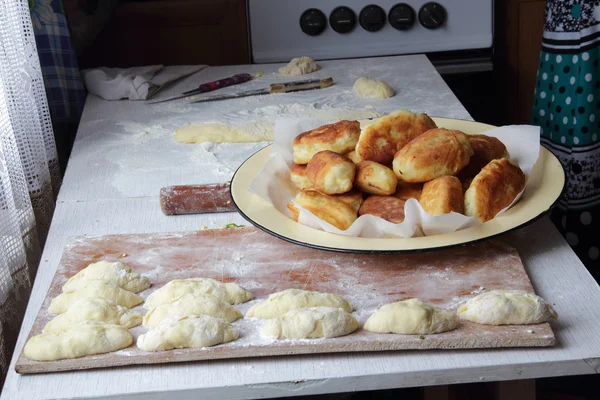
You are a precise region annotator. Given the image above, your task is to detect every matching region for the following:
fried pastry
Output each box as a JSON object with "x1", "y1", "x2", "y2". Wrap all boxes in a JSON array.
[
  {"x1": 419, "y1": 176, "x2": 464, "y2": 215},
  {"x1": 306, "y1": 151, "x2": 356, "y2": 195},
  {"x1": 293, "y1": 120, "x2": 361, "y2": 164},
  {"x1": 345, "y1": 150, "x2": 362, "y2": 164},
  {"x1": 358, "y1": 195, "x2": 406, "y2": 223},
  {"x1": 289, "y1": 164, "x2": 312, "y2": 190},
  {"x1": 292, "y1": 189, "x2": 358, "y2": 230},
  {"x1": 394, "y1": 181, "x2": 423, "y2": 201},
  {"x1": 459, "y1": 134, "x2": 510, "y2": 179},
  {"x1": 354, "y1": 161, "x2": 398, "y2": 195},
  {"x1": 334, "y1": 190, "x2": 364, "y2": 212},
  {"x1": 356, "y1": 109, "x2": 436, "y2": 164},
  {"x1": 464, "y1": 158, "x2": 526, "y2": 222},
  {"x1": 392, "y1": 128, "x2": 474, "y2": 183}
]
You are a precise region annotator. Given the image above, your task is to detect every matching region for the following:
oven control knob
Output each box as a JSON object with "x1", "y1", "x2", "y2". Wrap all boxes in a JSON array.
[
  {"x1": 418, "y1": 2, "x2": 446, "y2": 29},
  {"x1": 330, "y1": 6, "x2": 357, "y2": 34},
  {"x1": 359, "y1": 5, "x2": 386, "y2": 32},
  {"x1": 300, "y1": 8, "x2": 327, "y2": 36},
  {"x1": 389, "y1": 3, "x2": 415, "y2": 31}
]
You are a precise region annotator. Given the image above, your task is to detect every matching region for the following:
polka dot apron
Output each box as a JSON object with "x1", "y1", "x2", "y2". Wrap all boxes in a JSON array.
[{"x1": 531, "y1": 1, "x2": 600, "y2": 274}]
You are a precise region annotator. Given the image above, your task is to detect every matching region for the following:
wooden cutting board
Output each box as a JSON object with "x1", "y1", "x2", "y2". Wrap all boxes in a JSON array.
[{"x1": 16, "y1": 227, "x2": 555, "y2": 375}]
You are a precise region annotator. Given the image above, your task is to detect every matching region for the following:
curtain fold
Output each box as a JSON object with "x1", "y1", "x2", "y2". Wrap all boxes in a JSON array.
[{"x1": 0, "y1": 0, "x2": 60, "y2": 385}]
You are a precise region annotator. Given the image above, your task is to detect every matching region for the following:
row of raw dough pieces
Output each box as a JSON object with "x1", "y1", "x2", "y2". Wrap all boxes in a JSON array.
[{"x1": 24, "y1": 261, "x2": 558, "y2": 361}]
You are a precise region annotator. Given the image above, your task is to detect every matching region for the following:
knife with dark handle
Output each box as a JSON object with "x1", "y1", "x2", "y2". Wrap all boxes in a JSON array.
[
  {"x1": 160, "y1": 183, "x2": 236, "y2": 215},
  {"x1": 189, "y1": 77, "x2": 334, "y2": 103}
]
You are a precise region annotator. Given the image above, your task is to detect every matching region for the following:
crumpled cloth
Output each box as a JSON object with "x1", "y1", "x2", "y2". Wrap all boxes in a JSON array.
[{"x1": 82, "y1": 65, "x2": 207, "y2": 100}]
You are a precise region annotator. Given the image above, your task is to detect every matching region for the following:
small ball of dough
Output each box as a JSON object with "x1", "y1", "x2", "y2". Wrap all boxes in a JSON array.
[
  {"x1": 279, "y1": 56, "x2": 320, "y2": 75},
  {"x1": 306, "y1": 151, "x2": 356, "y2": 195},
  {"x1": 353, "y1": 77, "x2": 394, "y2": 99}
]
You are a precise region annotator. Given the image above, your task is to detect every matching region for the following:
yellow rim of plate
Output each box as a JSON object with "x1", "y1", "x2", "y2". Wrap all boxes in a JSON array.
[{"x1": 230, "y1": 117, "x2": 565, "y2": 253}]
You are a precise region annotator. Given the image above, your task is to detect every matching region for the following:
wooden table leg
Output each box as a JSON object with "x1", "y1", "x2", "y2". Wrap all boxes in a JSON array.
[{"x1": 493, "y1": 379, "x2": 536, "y2": 400}]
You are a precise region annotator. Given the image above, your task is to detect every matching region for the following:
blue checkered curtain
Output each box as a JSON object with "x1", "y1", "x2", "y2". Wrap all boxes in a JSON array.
[{"x1": 30, "y1": 0, "x2": 86, "y2": 127}]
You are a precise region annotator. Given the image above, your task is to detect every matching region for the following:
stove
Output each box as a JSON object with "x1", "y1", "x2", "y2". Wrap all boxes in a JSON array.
[{"x1": 248, "y1": 0, "x2": 493, "y2": 63}]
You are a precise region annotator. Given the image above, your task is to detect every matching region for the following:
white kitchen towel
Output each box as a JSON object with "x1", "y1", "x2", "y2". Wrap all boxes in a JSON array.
[{"x1": 82, "y1": 65, "x2": 207, "y2": 100}]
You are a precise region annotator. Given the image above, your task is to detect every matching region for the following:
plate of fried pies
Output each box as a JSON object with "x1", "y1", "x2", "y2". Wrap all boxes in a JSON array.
[{"x1": 231, "y1": 110, "x2": 565, "y2": 253}]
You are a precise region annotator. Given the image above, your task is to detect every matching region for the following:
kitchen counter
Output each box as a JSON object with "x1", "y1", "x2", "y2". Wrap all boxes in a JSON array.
[{"x1": 2, "y1": 55, "x2": 599, "y2": 400}]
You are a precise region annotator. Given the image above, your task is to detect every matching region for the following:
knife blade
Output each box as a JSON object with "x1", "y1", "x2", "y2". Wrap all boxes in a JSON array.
[
  {"x1": 189, "y1": 77, "x2": 333, "y2": 104},
  {"x1": 160, "y1": 183, "x2": 236, "y2": 215},
  {"x1": 147, "y1": 73, "x2": 253, "y2": 104}
]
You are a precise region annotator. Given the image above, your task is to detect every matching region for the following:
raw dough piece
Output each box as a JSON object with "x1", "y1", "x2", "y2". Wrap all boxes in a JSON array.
[
  {"x1": 279, "y1": 56, "x2": 320, "y2": 76},
  {"x1": 137, "y1": 315, "x2": 238, "y2": 352},
  {"x1": 62, "y1": 260, "x2": 150, "y2": 293},
  {"x1": 457, "y1": 290, "x2": 558, "y2": 325},
  {"x1": 143, "y1": 293, "x2": 242, "y2": 328},
  {"x1": 49, "y1": 281, "x2": 143, "y2": 314},
  {"x1": 364, "y1": 298, "x2": 457, "y2": 335},
  {"x1": 174, "y1": 122, "x2": 273, "y2": 144},
  {"x1": 44, "y1": 297, "x2": 142, "y2": 333},
  {"x1": 24, "y1": 321, "x2": 132, "y2": 361},
  {"x1": 246, "y1": 288, "x2": 353, "y2": 319},
  {"x1": 262, "y1": 306, "x2": 359, "y2": 339},
  {"x1": 353, "y1": 77, "x2": 394, "y2": 99},
  {"x1": 144, "y1": 278, "x2": 253, "y2": 308}
]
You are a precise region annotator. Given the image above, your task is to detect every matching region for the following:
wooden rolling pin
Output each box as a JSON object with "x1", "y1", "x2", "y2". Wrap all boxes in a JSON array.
[{"x1": 159, "y1": 183, "x2": 236, "y2": 215}]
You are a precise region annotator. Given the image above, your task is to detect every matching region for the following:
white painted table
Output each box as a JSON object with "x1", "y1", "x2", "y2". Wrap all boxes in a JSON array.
[{"x1": 2, "y1": 55, "x2": 599, "y2": 400}]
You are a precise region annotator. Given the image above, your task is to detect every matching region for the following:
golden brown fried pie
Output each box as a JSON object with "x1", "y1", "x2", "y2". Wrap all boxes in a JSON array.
[
  {"x1": 419, "y1": 176, "x2": 464, "y2": 216},
  {"x1": 292, "y1": 189, "x2": 358, "y2": 230},
  {"x1": 334, "y1": 190, "x2": 364, "y2": 212},
  {"x1": 356, "y1": 109, "x2": 436, "y2": 165},
  {"x1": 464, "y1": 158, "x2": 526, "y2": 222},
  {"x1": 392, "y1": 128, "x2": 474, "y2": 183},
  {"x1": 394, "y1": 181, "x2": 423, "y2": 201},
  {"x1": 358, "y1": 195, "x2": 406, "y2": 223},
  {"x1": 306, "y1": 151, "x2": 356, "y2": 195},
  {"x1": 289, "y1": 164, "x2": 312, "y2": 190},
  {"x1": 354, "y1": 161, "x2": 398, "y2": 195},
  {"x1": 459, "y1": 134, "x2": 510, "y2": 179},
  {"x1": 345, "y1": 150, "x2": 362, "y2": 164},
  {"x1": 293, "y1": 120, "x2": 361, "y2": 164}
]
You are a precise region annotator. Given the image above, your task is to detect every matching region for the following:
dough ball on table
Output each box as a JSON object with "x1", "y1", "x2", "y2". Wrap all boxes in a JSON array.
[
  {"x1": 137, "y1": 315, "x2": 238, "y2": 352},
  {"x1": 353, "y1": 77, "x2": 394, "y2": 99},
  {"x1": 358, "y1": 195, "x2": 406, "y2": 224},
  {"x1": 49, "y1": 281, "x2": 143, "y2": 314},
  {"x1": 143, "y1": 293, "x2": 241, "y2": 328},
  {"x1": 279, "y1": 56, "x2": 320, "y2": 75},
  {"x1": 262, "y1": 307, "x2": 359, "y2": 339},
  {"x1": 457, "y1": 290, "x2": 558, "y2": 325},
  {"x1": 24, "y1": 321, "x2": 132, "y2": 361},
  {"x1": 393, "y1": 128, "x2": 474, "y2": 183},
  {"x1": 464, "y1": 158, "x2": 526, "y2": 222},
  {"x1": 293, "y1": 120, "x2": 361, "y2": 164},
  {"x1": 356, "y1": 109, "x2": 437, "y2": 165},
  {"x1": 246, "y1": 288, "x2": 353, "y2": 319},
  {"x1": 289, "y1": 189, "x2": 358, "y2": 230},
  {"x1": 144, "y1": 278, "x2": 253, "y2": 308},
  {"x1": 394, "y1": 181, "x2": 423, "y2": 201},
  {"x1": 345, "y1": 150, "x2": 362, "y2": 164},
  {"x1": 334, "y1": 190, "x2": 364, "y2": 212},
  {"x1": 354, "y1": 161, "x2": 398, "y2": 195},
  {"x1": 62, "y1": 260, "x2": 150, "y2": 293},
  {"x1": 44, "y1": 297, "x2": 142, "y2": 333},
  {"x1": 306, "y1": 151, "x2": 356, "y2": 195},
  {"x1": 459, "y1": 134, "x2": 510, "y2": 180},
  {"x1": 289, "y1": 164, "x2": 312, "y2": 190},
  {"x1": 364, "y1": 298, "x2": 457, "y2": 335},
  {"x1": 419, "y1": 175, "x2": 464, "y2": 215}
]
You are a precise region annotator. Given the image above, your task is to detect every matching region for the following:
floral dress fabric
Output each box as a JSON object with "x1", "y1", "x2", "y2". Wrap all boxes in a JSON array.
[{"x1": 531, "y1": 1, "x2": 600, "y2": 276}]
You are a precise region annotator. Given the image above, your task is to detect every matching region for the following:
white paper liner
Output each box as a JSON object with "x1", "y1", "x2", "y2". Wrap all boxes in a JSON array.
[{"x1": 249, "y1": 118, "x2": 540, "y2": 238}]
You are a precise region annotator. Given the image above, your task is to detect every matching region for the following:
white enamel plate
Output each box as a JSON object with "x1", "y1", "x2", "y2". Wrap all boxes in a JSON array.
[{"x1": 230, "y1": 118, "x2": 565, "y2": 253}]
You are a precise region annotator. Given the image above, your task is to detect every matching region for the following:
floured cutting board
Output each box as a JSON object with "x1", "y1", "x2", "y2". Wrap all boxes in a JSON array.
[{"x1": 16, "y1": 227, "x2": 555, "y2": 374}]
